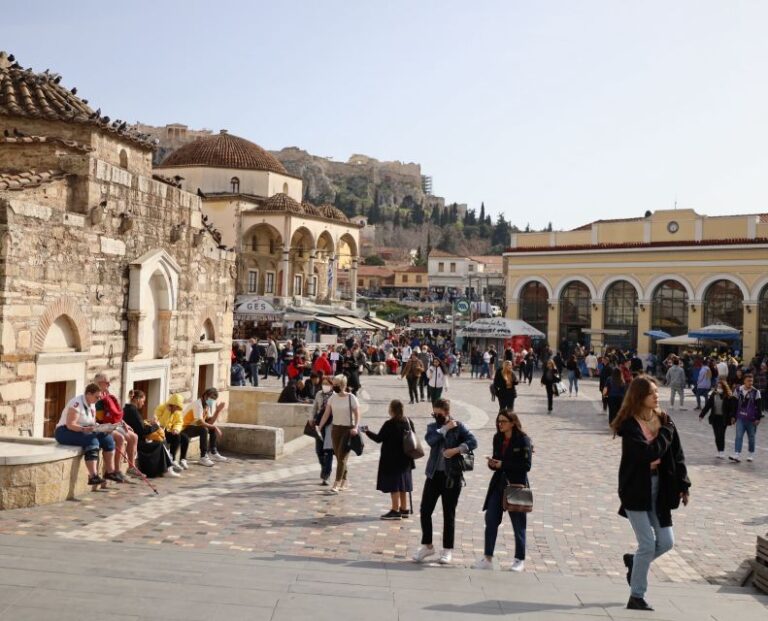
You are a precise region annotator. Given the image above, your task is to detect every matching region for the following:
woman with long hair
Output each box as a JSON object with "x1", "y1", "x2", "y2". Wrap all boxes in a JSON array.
[
  {"x1": 540, "y1": 360, "x2": 560, "y2": 413},
  {"x1": 364, "y1": 399, "x2": 415, "y2": 520},
  {"x1": 123, "y1": 389, "x2": 178, "y2": 478},
  {"x1": 603, "y1": 367, "x2": 627, "y2": 425},
  {"x1": 611, "y1": 377, "x2": 690, "y2": 611},
  {"x1": 698, "y1": 378, "x2": 736, "y2": 458},
  {"x1": 493, "y1": 360, "x2": 519, "y2": 412},
  {"x1": 473, "y1": 409, "x2": 531, "y2": 572}
]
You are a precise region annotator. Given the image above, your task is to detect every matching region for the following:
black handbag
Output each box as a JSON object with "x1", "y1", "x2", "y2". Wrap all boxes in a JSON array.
[
  {"x1": 303, "y1": 420, "x2": 321, "y2": 441},
  {"x1": 347, "y1": 431, "x2": 364, "y2": 456},
  {"x1": 503, "y1": 482, "x2": 533, "y2": 513},
  {"x1": 403, "y1": 418, "x2": 425, "y2": 459},
  {"x1": 449, "y1": 451, "x2": 474, "y2": 474}
]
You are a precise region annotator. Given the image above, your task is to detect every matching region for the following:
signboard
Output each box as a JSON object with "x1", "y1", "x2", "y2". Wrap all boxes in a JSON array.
[
  {"x1": 234, "y1": 296, "x2": 283, "y2": 321},
  {"x1": 454, "y1": 299, "x2": 470, "y2": 314}
]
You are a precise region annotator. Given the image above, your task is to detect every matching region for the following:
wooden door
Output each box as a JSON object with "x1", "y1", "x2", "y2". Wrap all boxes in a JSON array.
[
  {"x1": 132, "y1": 380, "x2": 150, "y2": 420},
  {"x1": 197, "y1": 365, "x2": 210, "y2": 399},
  {"x1": 44, "y1": 382, "x2": 68, "y2": 437}
]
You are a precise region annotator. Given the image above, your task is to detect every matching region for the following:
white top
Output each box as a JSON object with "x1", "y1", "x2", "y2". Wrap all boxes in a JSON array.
[
  {"x1": 427, "y1": 365, "x2": 446, "y2": 388},
  {"x1": 329, "y1": 351, "x2": 340, "y2": 362},
  {"x1": 327, "y1": 391, "x2": 360, "y2": 427},
  {"x1": 401, "y1": 345, "x2": 412, "y2": 360},
  {"x1": 716, "y1": 361, "x2": 728, "y2": 379},
  {"x1": 483, "y1": 352, "x2": 491, "y2": 363},
  {"x1": 57, "y1": 395, "x2": 95, "y2": 429},
  {"x1": 586, "y1": 354, "x2": 598, "y2": 369}
]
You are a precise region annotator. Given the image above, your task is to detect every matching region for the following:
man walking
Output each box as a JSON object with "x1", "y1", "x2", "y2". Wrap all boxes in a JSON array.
[
  {"x1": 730, "y1": 373, "x2": 762, "y2": 463},
  {"x1": 263, "y1": 337, "x2": 277, "y2": 380},
  {"x1": 665, "y1": 357, "x2": 686, "y2": 410},
  {"x1": 247, "y1": 338, "x2": 261, "y2": 387}
]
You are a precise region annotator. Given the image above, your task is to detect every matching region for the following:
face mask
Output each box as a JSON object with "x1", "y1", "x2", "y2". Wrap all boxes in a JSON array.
[
  {"x1": 434, "y1": 415, "x2": 447, "y2": 426},
  {"x1": 206, "y1": 398, "x2": 216, "y2": 411},
  {"x1": 322, "y1": 385, "x2": 332, "y2": 393}
]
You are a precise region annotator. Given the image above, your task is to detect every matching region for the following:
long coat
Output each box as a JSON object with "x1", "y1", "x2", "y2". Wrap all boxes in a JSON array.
[
  {"x1": 482, "y1": 432, "x2": 532, "y2": 511},
  {"x1": 365, "y1": 418, "x2": 415, "y2": 475}
]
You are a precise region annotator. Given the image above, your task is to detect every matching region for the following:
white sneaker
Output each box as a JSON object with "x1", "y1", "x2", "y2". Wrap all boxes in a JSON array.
[
  {"x1": 179, "y1": 459, "x2": 189, "y2": 470},
  {"x1": 747, "y1": 454, "x2": 755, "y2": 462},
  {"x1": 166, "y1": 468, "x2": 181, "y2": 477},
  {"x1": 199, "y1": 456, "x2": 215, "y2": 467},
  {"x1": 439, "y1": 550, "x2": 452, "y2": 565},
  {"x1": 510, "y1": 559, "x2": 525, "y2": 572},
  {"x1": 472, "y1": 557, "x2": 493, "y2": 570},
  {"x1": 729, "y1": 454, "x2": 741, "y2": 463},
  {"x1": 211, "y1": 451, "x2": 228, "y2": 462},
  {"x1": 717, "y1": 452, "x2": 725, "y2": 459},
  {"x1": 412, "y1": 546, "x2": 436, "y2": 563}
]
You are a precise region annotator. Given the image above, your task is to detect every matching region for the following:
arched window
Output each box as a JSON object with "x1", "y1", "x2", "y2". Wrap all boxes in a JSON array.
[
  {"x1": 519, "y1": 282, "x2": 548, "y2": 339},
  {"x1": 651, "y1": 280, "x2": 688, "y2": 336},
  {"x1": 119, "y1": 149, "x2": 128, "y2": 169},
  {"x1": 703, "y1": 280, "x2": 743, "y2": 330},
  {"x1": 559, "y1": 281, "x2": 591, "y2": 352},
  {"x1": 231, "y1": 177, "x2": 240, "y2": 193},
  {"x1": 282, "y1": 182, "x2": 289, "y2": 194},
  {"x1": 604, "y1": 281, "x2": 638, "y2": 350},
  {"x1": 759, "y1": 285, "x2": 768, "y2": 354}
]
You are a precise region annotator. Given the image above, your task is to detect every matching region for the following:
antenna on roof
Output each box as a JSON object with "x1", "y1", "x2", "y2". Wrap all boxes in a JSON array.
[{"x1": 674, "y1": 196, "x2": 678, "y2": 210}]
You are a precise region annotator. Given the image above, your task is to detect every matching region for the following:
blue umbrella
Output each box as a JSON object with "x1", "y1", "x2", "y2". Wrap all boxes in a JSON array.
[
  {"x1": 644, "y1": 330, "x2": 671, "y2": 339},
  {"x1": 688, "y1": 324, "x2": 741, "y2": 340}
]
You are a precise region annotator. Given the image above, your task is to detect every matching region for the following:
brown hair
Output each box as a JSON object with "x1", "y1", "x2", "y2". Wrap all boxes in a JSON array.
[
  {"x1": 84, "y1": 383, "x2": 101, "y2": 396},
  {"x1": 129, "y1": 389, "x2": 145, "y2": 402},
  {"x1": 496, "y1": 408, "x2": 526, "y2": 438},
  {"x1": 432, "y1": 398, "x2": 450, "y2": 413},
  {"x1": 501, "y1": 360, "x2": 516, "y2": 388},
  {"x1": 716, "y1": 378, "x2": 732, "y2": 397},
  {"x1": 389, "y1": 399, "x2": 404, "y2": 420},
  {"x1": 610, "y1": 376, "x2": 658, "y2": 433}
]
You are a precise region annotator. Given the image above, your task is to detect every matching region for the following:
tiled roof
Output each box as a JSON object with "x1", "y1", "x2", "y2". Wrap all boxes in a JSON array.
[
  {"x1": 357, "y1": 266, "x2": 395, "y2": 277},
  {"x1": 318, "y1": 203, "x2": 350, "y2": 222},
  {"x1": 301, "y1": 201, "x2": 322, "y2": 217},
  {"x1": 244, "y1": 193, "x2": 352, "y2": 225},
  {"x1": 571, "y1": 216, "x2": 644, "y2": 231},
  {"x1": 0, "y1": 168, "x2": 69, "y2": 191},
  {"x1": 159, "y1": 130, "x2": 288, "y2": 174},
  {"x1": 504, "y1": 238, "x2": 768, "y2": 253},
  {"x1": 428, "y1": 249, "x2": 459, "y2": 257},
  {"x1": 0, "y1": 51, "x2": 155, "y2": 149},
  {"x1": 394, "y1": 265, "x2": 428, "y2": 273},
  {"x1": 1, "y1": 134, "x2": 91, "y2": 152}
]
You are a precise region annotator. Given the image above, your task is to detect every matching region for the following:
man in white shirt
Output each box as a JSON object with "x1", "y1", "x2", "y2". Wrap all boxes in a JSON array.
[{"x1": 716, "y1": 358, "x2": 728, "y2": 381}]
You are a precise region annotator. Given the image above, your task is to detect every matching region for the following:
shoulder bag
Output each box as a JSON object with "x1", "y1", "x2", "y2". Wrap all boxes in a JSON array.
[
  {"x1": 346, "y1": 393, "x2": 364, "y2": 456},
  {"x1": 403, "y1": 418, "x2": 425, "y2": 459},
  {"x1": 503, "y1": 480, "x2": 534, "y2": 513}
]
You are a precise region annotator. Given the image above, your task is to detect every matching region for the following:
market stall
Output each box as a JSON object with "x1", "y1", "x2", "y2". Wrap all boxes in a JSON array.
[{"x1": 457, "y1": 317, "x2": 545, "y2": 353}]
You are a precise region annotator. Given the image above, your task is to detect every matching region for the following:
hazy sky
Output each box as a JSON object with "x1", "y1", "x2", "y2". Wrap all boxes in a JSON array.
[{"x1": 4, "y1": 1, "x2": 768, "y2": 229}]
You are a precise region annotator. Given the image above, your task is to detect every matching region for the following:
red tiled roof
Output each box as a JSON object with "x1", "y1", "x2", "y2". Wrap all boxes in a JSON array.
[
  {"x1": 571, "y1": 216, "x2": 643, "y2": 231},
  {"x1": 159, "y1": 130, "x2": 288, "y2": 174},
  {"x1": 357, "y1": 266, "x2": 395, "y2": 277},
  {"x1": 505, "y1": 238, "x2": 768, "y2": 253},
  {"x1": 1, "y1": 134, "x2": 91, "y2": 152},
  {"x1": 428, "y1": 249, "x2": 459, "y2": 257},
  {"x1": 0, "y1": 168, "x2": 69, "y2": 191},
  {"x1": 0, "y1": 51, "x2": 154, "y2": 149},
  {"x1": 394, "y1": 265, "x2": 428, "y2": 273}
]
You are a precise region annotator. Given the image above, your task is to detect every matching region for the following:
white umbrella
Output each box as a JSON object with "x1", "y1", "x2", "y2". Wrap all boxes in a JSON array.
[{"x1": 457, "y1": 317, "x2": 545, "y2": 339}]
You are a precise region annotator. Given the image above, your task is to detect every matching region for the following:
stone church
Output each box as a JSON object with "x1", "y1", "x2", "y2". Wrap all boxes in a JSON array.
[{"x1": 0, "y1": 52, "x2": 235, "y2": 438}]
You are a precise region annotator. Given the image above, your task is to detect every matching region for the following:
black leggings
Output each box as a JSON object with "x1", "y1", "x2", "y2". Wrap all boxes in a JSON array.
[
  {"x1": 420, "y1": 471, "x2": 462, "y2": 549},
  {"x1": 407, "y1": 377, "x2": 419, "y2": 402},
  {"x1": 165, "y1": 433, "x2": 190, "y2": 461},
  {"x1": 181, "y1": 426, "x2": 217, "y2": 457},
  {"x1": 545, "y1": 385, "x2": 554, "y2": 411},
  {"x1": 711, "y1": 417, "x2": 728, "y2": 452}
]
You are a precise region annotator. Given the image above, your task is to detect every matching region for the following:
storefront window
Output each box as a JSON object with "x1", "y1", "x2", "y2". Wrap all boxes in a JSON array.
[
  {"x1": 559, "y1": 281, "x2": 591, "y2": 350},
  {"x1": 604, "y1": 280, "x2": 638, "y2": 350},
  {"x1": 703, "y1": 279, "x2": 743, "y2": 329},
  {"x1": 759, "y1": 285, "x2": 768, "y2": 354},
  {"x1": 519, "y1": 281, "x2": 548, "y2": 337},
  {"x1": 651, "y1": 280, "x2": 688, "y2": 336}
]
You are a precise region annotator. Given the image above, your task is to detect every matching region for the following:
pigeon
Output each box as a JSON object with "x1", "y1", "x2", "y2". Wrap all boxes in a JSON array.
[
  {"x1": 197, "y1": 188, "x2": 205, "y2": 198},
  {"x1": 82, "y1": 99, "x2": 88, "y2": 104},
  {"x1": 7, "y1": 54, "x2": 14, "y2": 62},
  {"x1": 99, "y1": 200, "x2": 107, "y2": 208},
  {"x1": 13, "y1": 128, "x2": 26, "y2": 137},
  {"x1": 3, "y1": 129, "x2": 9, "y2": 137},
  {"x1": 102, "y1": 116, "x2": 110, "y2": 124},
  {"x1": 71, "y1": 87, "x2": 77, "y2": 95},
  {"x1": 53, "y1": 75, "x2": 61, "y2": 84},
  {"x1": 118, "y1": 122, "x2": 127, "y2": 131}
]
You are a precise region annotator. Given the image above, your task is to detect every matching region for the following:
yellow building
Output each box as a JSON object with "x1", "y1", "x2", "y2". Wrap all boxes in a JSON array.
[
  {"x1": 393, "y1": 266, "x2": 429, "y2": 289},
  {"x1": 504, "y1": 209, "x2": 768, "y2": 359}
]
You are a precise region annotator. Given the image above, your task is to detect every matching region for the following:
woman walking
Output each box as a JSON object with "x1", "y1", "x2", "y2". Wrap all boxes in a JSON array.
[
  {"x1": 311, "y1": 375, "x2": 335, "y2": 485},
  {"x1": 699, "y1": 378, "x2": 736, "y2": 459},
  {"x1": 426, "y1": 358, "x2": 447, "y2": 403},
  {"x1": 493, "y1": 360, "x2": 519, "y2": 412},
  {"x1": 540, "y1": 360, "x2": 561, "y2": 413},
  {"x1": 611, "y1": 377, "x2": 690, "y2": 611},
  {"x1": 412, "y1": 398, "x2": 477, "y2": 565},
  {"x1": 400, "y1": 352, "x2": 425, "y2": 404},
  {"x1": 318, "y1": 375, "x2": 361, "y2": 493},
  {"x1": 566, "y1": 355, "x2": 580, "y2": 396},
  {"x1": 603, "y1": 368, "x2": 628, "y2": 425},
  {"x1": 364, "y1": 399, "x2": 415, "y2": 520},
  {"x1": 473, "y1": 409, "x2": 532, "y2": 572}
]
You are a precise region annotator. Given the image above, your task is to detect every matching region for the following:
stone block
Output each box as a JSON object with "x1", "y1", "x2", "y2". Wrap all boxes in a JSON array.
[
  {"x1": 256, "y1": 403, "x2": 313, "y2": 428},
  {"x1": 0, "y1": 485, "x2": 34, "y2": 510},
  {"x1": 0, "y1": 381, "x2": 31, "y2": 402},
  {"x1": 16, "y1": 330, "x2": 30, "y2": 349},
  {"x1": 100, "y1": 237, "x2": 126, "y2": 256},
  {"x1": 218, "y1": 423, "x2": 283, "y2": 459},
  {"x1": 16, "y1": 362, "x2": 35, "y2": 377}
]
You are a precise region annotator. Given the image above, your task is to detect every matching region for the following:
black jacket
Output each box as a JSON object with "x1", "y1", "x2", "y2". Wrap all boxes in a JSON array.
[
  {"x1": 365, "y1": 418, "x2": 415, "y2": 474},
  {"x1": 482, "y1": 432, "x2": 532, "y2": 511},
  {"x1": 699, "y1": 390, "x2": 736, "y2": 425},
  {"x1": 493, "y1": 369, "x2": 518, "y2": 400},
  {"x1": 617, "y1": 416, "x2": 690, "y2": 528},
  {"x1": 540, "y1": 368, "x2": 560, "y2": 386}
]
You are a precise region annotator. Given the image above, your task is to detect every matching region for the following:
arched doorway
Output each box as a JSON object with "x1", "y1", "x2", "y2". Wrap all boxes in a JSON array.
[
  {"x1": 519, "y1": 281, "x2": 548, "y2": 338},
  {"x1": 651, "y1": 280, "x2": 688, "y2": 336},
  {"x1": 604, "y1": 281, "x2": 638, "y2": 350},
  {"x1": 703, "y1": 279, "x2": 743, "y2": 330},
  {"x1": 559, "y1": 281, "x2": 591, "y2": 354},
  {"x1": 759, "y1": 285, "x2": 768, "y2": 355}
]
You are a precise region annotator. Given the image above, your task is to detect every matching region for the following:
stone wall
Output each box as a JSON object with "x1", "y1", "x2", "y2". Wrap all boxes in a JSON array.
[{"x1": 0, "y1": 454, "x2": 89, "y2": 509}]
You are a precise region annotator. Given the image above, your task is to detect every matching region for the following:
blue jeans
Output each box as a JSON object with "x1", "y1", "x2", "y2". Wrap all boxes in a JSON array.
[
  {"x1": 568, "y1": 371, "x2": 579, "y2": 394},
  {"x1": 734, "y1": 418, "x2": 757, "y2": 454},
  {"x1": 249, "y1": 363, "x2": 260, "y2": 387},
  {"x1": 481, "y1": 363, "x2": 490, "y2": 378},
  {"x1": 54, "y1": 426, "x2": 115, "y2": 461},
  {"x1": 315, "y1": 437, "x2": 333, "y2": 480},
  {"x1": 625, "y1": 475, "x2": 675, "y2": 599},
  {"x1": 484, "y1": 485, "x2": 527, "y2": 560},
  {"x1": 695, "y1": 387, "x2": 709, "y2": 408}
]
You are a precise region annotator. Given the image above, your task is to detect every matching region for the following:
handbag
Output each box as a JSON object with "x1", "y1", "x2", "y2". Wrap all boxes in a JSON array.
[
  {"x1": 303, "y1": 420, "x2": 321, "y2": 441},
  {"x1": 403, "y1": 418, "x2": 425, "y2": 459},
  {"x1": 503, "y1": 482, "x2": 533, "y2": 512},
  {"x1": 554, "y1": 381, "x2": 567, "y2": 396},
  {"x1": 449, "y1": 451, "x2": 474, "y2": 474},
  {"x1": 345, "y1": 393, "x2": 364, "y2": 455}
]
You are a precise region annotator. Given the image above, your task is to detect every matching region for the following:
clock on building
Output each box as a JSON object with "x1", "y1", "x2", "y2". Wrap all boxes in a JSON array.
[{"x1": 667, "y1": 221, "x2": 679, "y2": 234}]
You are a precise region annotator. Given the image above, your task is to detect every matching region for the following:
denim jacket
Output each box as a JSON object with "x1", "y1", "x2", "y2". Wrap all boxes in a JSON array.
[{"x1": 424, "y1": 420, "x2": 478, "y2": 479}]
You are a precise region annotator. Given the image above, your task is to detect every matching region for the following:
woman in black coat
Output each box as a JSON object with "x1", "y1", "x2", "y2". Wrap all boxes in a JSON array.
[
  {"x1": 611, "y1": 376, "x2": 690, "y2": 612},
  {"x1": 540, "y1": 360, "x2": 561, "y2": 413},
  {"x1": 698, "y1": 378, "x2": 736, "y2": 458},
  {"x1": 493, "y1": 360, "x2": 519, "y2": 412},
  {"x1": 364, "y1": 399, "x2": 415, "y2": 520},
  {"x1": 122, "y1": 390, "x2": 174, "y2": 478},
  {"x1": 473, "y1": 409, "x2": 531, "y2": 572}
]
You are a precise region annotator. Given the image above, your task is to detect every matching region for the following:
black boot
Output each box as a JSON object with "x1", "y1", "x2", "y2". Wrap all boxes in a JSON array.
[
  {"x1": 623, "y1": 553, "x2": 634, "y2": 586},
  {"x1": 627, "y1": 596, "x2": 653, "y2": 611}
]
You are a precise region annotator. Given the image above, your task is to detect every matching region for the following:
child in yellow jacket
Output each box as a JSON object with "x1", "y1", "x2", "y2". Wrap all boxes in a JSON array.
[{"x1": 152, "y1": 393, "x2": 189, "y2": 469}]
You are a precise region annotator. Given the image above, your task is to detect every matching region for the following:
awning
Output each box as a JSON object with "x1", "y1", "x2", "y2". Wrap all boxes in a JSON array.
[
  {"x1": 368, "y1": 317, "x2": 396, "y2": 330},
  {"x1": 283, "y1": 312, "x2": 317, "y2": 322},
  {"x1": 342, "y1": 317, "x2": 380, "y2": 330},
  {"x1": 315, "y1": 315, "x2": 356, "y2": 329}
]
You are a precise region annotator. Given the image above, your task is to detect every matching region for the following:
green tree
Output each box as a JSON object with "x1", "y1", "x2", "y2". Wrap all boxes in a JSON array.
[
  {"x1": 451, "y1": 203, "x2": 458, "y2": 224},
  {"x1": 491, "y1": 213, "x2": 511, "y2": 247},
  {"x1": 426, "y1": 230, "x2": 433, "y2": 255},
  {"x1": 479, "y1": 201, "x2": 485, "y2": 223},
  {"x1": 363, "y1": 254, "x2": 385, "y2": 266},
  {"x1": 437, "y1": 226, "x2": 459, "y2": 253},
  {"x1": 368, "y1": 201, "x2": 382, "y2": 224}
]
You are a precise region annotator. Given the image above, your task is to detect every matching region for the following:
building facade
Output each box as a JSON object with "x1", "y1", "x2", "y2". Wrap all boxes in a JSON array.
[
  {"x1": 0, "y1": 52, "x2": 235, "y2": 437},
  {"x1": 504, "y1": 209, "x2": 768, "y2": 358},
  {"x1": 428, "y1": 250, "x2": 504, "y2": 302}
]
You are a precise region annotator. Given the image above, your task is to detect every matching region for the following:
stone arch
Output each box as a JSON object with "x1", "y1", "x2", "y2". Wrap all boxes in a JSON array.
[
  {"x1": 34, "y1": 297, "x2": 91, "y2": 353},
  {"x1": 695, "y1": 273, "x2": 750, "y2": 302},
  {"x1": 645, "y1": 274, "x2": 694, "y2": 301},
  {"x1": 196, "y1": 306, "x2": 219, "y2": 343},
  {"x1": 119, "y1": 148, "x2": 128, "y2": 169},
  {"x1": 553, "y1": 276, "x2": 597, "y2": 300},
  {"x1": 597, "y1": 275, "x2": 643, "y2": 300},
  {"x1": 243, "y1": 222, "x2": 282, "y2": 255},
  {"x1": 510, "y1": 277, "x2": 553, "y2": 300},
  {"x1": 290, "y1": 226, "x2": 316, "y2": 252},
  {"x1": 338, "y1": 232, "x2": 358, "y2": 258},
  {"x1": 750, "y1": 275, "x2": 768, "y2": 303}
]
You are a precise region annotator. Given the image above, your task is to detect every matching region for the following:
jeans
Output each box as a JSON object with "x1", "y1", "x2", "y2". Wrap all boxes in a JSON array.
[
  {"x1": 483, "y1": 485, "x2": 527, "y2": 560},
  {"x1": 54, "y1": 426, "x2": 115, "y2": 461},
  {"x1": 625, "y1": 475, "x2": 675, "y2": 598},
  {"x1": 165, "y1": 432, "x2": 190, "y2": 461},
  {"x1": 249, "y1": 363, "x2": 260, "y2": 386},
  {"x1": 568, "y1": 371, "x2": 578, "y2": 394},
  {"x1": 315, "y1": 437, "x2": 333, "y2": 480},
  {"x1": 406, "y1": 377, "x2": 419, "y2": 402},
  {"x1": 670, "y1": 386, "x2": 684, "y2": 407},
  {"x1": 420, "y1": 471, "x2": 462, "y2": 549},
  {"x1": 263, "y1": 357, "x2": 276, "y2": 379},
  {"x1": 481, "y1": 363, "x2": 490, "y2": 378},
  {"x1": 695, "y1": 387, "x2": 709, "y2": 408},
  {"x1": 181, "y1": 426, "x2": 217, "y2": 457},
  {"x1": 419, "y1": 373, "x2": 428, "y2": 399},
  {"x1": 734, "y1": 418, "x2": 757, "y2": 454}
]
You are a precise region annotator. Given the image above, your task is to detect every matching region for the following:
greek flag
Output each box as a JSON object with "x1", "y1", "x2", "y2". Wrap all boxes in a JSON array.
[{"x1": 327, "y1": 258, "x2": 334, "y2": 292}]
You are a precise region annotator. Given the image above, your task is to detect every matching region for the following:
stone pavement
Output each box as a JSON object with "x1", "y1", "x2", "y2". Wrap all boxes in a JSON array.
[{"x1": 0, "y1": 372, "x2": 767, "y2": 620}]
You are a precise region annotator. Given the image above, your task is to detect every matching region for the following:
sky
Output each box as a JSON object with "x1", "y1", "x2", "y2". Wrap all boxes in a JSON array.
[{"x1": 3, "y1": 1, "x2": 768, "y2": 230}]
